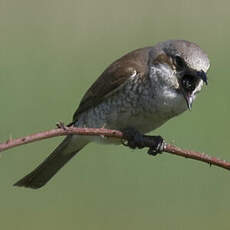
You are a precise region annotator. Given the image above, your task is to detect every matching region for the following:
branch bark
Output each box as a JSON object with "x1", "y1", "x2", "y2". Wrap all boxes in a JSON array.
[{"x1": 0, "y1": 126, "x2": 229, "y2": 171}]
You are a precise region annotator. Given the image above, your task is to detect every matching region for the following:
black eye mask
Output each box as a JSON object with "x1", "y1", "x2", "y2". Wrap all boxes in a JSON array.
[{"x1": 181, "y1": 75, "x2": 197, "y2": 93}]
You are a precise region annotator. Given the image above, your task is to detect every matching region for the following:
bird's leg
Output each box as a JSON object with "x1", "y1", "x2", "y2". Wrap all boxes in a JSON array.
[
  {"x1": 122, "y1": 128, "x2": 146, "y2": 149},
  {"x1": 122, "y1": 127, "x2": 165, "y2": 156}
]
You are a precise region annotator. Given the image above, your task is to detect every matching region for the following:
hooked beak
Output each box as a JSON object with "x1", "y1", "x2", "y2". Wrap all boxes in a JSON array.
[
  {"x1": 183, "y1": 91, "x2": 193, "y2": 111},
  {"x1": 181, "y1": 69, "x2": 208, "y2": 111}
]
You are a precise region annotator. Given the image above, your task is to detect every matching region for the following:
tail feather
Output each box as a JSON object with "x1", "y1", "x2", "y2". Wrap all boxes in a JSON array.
[{"x1": 14, "y1": 135, "x2": 87, "y2": 189}]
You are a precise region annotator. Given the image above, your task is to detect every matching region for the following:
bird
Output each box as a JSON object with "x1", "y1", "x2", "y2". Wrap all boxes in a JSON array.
[{"x1": 14, "y1": 39, "x2": 210, "y2": 189}]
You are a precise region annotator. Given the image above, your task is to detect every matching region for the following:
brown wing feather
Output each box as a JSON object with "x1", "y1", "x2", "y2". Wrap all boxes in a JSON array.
[{"x1": 72, "y1": 47, "x2": 151, "y2": 122}]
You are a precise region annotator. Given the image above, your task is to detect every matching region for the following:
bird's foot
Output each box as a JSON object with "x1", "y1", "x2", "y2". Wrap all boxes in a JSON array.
[
  {"x1": 122, "y1": 128, "x2": 146, "y2": 149},
  {"x1": 146, "y1": 136, "x2": 165, "y2": 156},
  {"x1": 122, "y1": 128, "x2": 165, "y2": 156}
]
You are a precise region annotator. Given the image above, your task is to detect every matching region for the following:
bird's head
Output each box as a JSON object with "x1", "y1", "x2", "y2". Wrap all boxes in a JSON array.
[{"x1": 150, "y1": 40, "x2": 210, "y2": 110}]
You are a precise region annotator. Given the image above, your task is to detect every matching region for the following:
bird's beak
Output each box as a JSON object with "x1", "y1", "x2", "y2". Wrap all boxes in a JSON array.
[
  {"x1": 181, "y1": 69, "x2": 208, "y2": 111},
  {"x1": 182, "y1": 91, "x2": 193, "y2": 111}
]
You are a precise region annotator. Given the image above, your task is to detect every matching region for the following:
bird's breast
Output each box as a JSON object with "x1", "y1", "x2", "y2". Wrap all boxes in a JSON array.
[{"x1": 76, "y1": 75, "x2": 187, "y2": 135}]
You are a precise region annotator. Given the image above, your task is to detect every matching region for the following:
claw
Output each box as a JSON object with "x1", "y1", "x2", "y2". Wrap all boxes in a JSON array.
[
  {"x1": 147, "y1": 136, "x2": 165, "y2": 156},
  {"x1": 122, "y1": 128, "x2": 165, "y2": 156}
]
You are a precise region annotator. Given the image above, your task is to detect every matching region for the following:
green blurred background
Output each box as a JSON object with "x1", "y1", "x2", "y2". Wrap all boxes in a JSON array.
[{"x1": 0, "y1": 0, "x2": 229, "y2": 229}]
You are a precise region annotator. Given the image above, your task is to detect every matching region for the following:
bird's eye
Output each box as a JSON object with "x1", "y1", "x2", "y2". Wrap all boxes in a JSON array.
[
  {"x1": 174, "y1": 56, "x2": 185, "y2": 69},
  {"x1": 181, "y1": 75, "x2": 196, "y2": 92}
]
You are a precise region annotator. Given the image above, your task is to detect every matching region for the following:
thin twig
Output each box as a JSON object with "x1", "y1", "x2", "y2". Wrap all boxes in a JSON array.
[{"x1": 0, "y1": 126, "x2": 229, "y2": 171}]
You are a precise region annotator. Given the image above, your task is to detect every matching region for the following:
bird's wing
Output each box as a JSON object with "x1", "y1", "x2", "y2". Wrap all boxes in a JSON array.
[{"x1": 72, "y1": 47, "x2": 151, "y2": 122}]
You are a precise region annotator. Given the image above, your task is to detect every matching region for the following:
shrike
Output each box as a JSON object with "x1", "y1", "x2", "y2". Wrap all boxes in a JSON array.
[{"x1": 15, "y1": 40, "x2": 210, "y2": 189}]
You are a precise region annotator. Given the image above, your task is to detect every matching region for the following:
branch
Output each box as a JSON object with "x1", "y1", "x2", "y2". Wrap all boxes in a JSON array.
[{"x1": 0, "y1": 125, "x2": 229, "y2": 171}]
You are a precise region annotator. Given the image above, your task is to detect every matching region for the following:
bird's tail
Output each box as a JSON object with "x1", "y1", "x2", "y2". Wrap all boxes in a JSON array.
[{"x1": 14, "y1": 135, "x2": 88, "y2": 189}]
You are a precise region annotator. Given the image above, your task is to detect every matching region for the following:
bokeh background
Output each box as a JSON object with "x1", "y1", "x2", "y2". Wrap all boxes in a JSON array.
[{"x1": 0, "y1": 0, "x2": 229, "y2": 229}]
